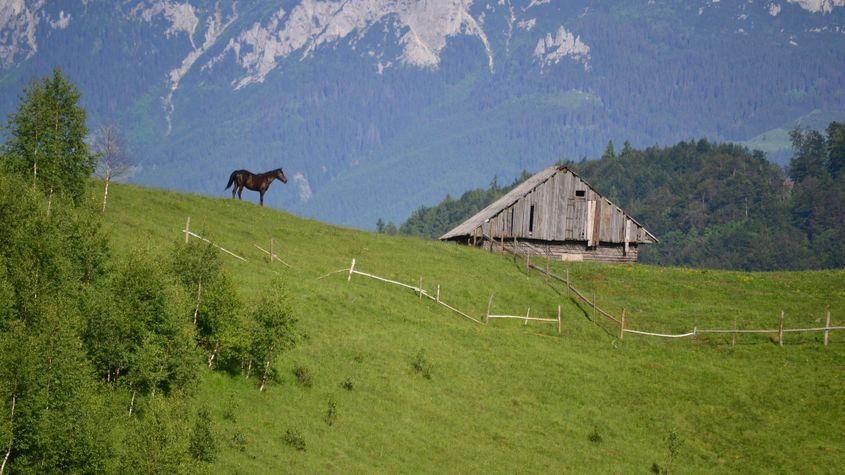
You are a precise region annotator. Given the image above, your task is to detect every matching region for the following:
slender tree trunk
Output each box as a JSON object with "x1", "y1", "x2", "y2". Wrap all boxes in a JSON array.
[
  {"x1": 101, "y1": 169, "x2": 111, "y2": 213},
  {"x1": 1, "y1": 395, "x2": 16, "y2": 475},
  {"x1": 128, "y1": 390, "x2": 136, "y2": 416},
  {"x1": 46, "y1": 188, "x2": 53, "y2": 215},
  {"x1": 207, "y1": 342, "x2": 219, "y2": 368},
  {"x1": 32, "y1": 130, "x2": 37, "y2": 189},
  {"x1": 193, "y1": 279, "x2": 202, "y2": 325},
  {"x1": 259, "y1": 361, "x2": 270, "y2": 392}
]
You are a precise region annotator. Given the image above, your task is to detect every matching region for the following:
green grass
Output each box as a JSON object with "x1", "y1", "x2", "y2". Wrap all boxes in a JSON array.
[{"x1": 99, "y1": 181, "x2": 845, "y2": 473}]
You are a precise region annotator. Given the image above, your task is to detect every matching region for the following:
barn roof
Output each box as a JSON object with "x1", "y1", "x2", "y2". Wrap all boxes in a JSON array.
[{"x1": 439, "y1": 165, "x2": 658, "y2": 242}]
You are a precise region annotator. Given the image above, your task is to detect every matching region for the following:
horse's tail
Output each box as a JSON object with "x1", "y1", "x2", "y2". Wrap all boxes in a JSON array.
[{"x1": 225, "y1": 171, "x2": 236, "y2": 190}]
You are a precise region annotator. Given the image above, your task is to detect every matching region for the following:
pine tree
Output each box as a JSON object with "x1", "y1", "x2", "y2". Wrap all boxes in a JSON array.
[
  {"x1": 827, "y1": 122, "x2": 845, "y2": 178},
  {"x1": 602, "y1": 140, "x2": 617, "y2": 160}
]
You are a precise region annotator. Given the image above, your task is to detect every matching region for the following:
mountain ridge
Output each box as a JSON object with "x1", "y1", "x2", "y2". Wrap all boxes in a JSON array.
[{"x1": 1, "y1": 0, "x2": 844, "y2": 226}]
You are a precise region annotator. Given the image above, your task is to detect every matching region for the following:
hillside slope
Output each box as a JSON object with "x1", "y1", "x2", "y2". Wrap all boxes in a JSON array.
[{"x1": 101, "y1": 182, "x2": 845, "y2": 472}]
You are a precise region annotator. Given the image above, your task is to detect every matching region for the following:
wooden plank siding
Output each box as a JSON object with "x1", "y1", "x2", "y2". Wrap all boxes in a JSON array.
[{"x1": 441, "y1": 166, "x2": 657, "y2": 264}]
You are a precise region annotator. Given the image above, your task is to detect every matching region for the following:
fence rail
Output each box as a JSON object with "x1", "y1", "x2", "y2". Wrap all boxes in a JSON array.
[{"x1": 482, "y1": 235, "x2": 840, "y2": 346}]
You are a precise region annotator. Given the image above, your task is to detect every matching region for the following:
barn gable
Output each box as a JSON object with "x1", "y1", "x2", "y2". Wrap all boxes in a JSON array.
[{"x1": 439, "y1": 166, "x2": 657, "y2": 263}]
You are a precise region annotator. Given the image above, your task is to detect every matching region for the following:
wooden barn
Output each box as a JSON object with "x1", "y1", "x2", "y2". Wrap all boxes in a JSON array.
[{"x1": 439, "y1": 165, "x2": 658, "y2": 263}]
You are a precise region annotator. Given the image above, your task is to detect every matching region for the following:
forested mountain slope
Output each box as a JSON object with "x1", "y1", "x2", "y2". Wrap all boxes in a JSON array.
[
  {"x1": 400, "y1": 126, "x2": 845, "y2": 270},
  {"x1": 1, "y1": 0, "x2": 844, "y2": 226}
]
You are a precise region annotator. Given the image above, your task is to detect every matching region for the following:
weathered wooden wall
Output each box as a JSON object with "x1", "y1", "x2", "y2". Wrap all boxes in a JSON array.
[
  {"x1": 472, "y1": 238, "x2": 639, "y2": 264},
  {"x1": 475, "y1": 169, "x2": 652, "y2": 246}
]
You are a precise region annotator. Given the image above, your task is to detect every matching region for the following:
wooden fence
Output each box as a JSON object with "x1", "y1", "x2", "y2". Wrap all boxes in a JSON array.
[
  {"x1": 484, "y1": 294, "x2": 561, "y2": 333},
  {"x1": 328, "y1": 259, "x2": 484, "y2": 325},
  {"x1": 486, "y1": 235, "x2": 842, "y2": 346},
  {"x1": 183, "y1": 217, "x2": 247, "y2": 262}
]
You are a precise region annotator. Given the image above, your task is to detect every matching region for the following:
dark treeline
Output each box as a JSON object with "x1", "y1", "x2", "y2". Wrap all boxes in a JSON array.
[
  {"x1": 397, "y1": 172, "x2": 532, "y2": 238},
  {"x1": 400, "y1": 128, "x2": 845, "y2": 271},
  {"x1": 0, "y1": 69, "x2": 299, "y2": 471}
]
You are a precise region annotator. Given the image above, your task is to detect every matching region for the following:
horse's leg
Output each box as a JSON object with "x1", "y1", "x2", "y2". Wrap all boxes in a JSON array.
[
  {"x1": 237, "y1": 186, "x2": 243, "y2": 200},
  {"x1": 231, "y1": 186, "x2": 236, "y2": 199},
  {"x1": 259, "y1": 190, "x2": 265, "y2": 206}
]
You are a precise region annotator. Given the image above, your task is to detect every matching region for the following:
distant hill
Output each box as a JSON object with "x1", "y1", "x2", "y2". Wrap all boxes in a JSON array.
[
  {"x1": 1, "y1": 1, "x2": 845, "y2": 226},
  {"x1": 400, "y1": 129, "x2": 845, "y2": 271}
]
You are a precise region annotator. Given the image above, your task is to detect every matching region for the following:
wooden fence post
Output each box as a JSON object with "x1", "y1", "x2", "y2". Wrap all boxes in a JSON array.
[
  {"x1": 778, "y1": 310, "x2": 785, "y2": 346},
  {"x1": 545, "y1": 255, "x2": 550, "y2": 281},
  {"x1": 619, "y1": 308, "x2": 625, "y2": 340},
  {"x1": 525, "y1": 254, "x2": 530, "y2": 274},
  {"x1": 270, "y1": 238, "x2": 275, "y2": 263},
  {"x1": 512, "y1": 237, "x2": 517, "y2": 262},
  {"x1": 592, "y1": 293, "x2": 597, "y2": 322},
  {"x1": 184, "y1": 217, "x2": 190, "y2": 243},
  {"x1": 486, "y1": 294, "x2": 493, "y2": 324},
  {"x1": 347, "y1": 258, "x2": 356, "y2": 282},
  {"x1": 732, "y1": 319, "x2": 737, "y2": 346},
  {"x1": 524, "y1": 307, "x2": 530, "y2": 326},
  {"x1": 419, "y1": 276, "x2": 423, "y2": 300},
  {"x1": 824, "y1": 309, "x2": 831, "y2": 346},
  {"x1": 565, "y1": 269, "x2": 570, "y2": 296},
  {"x1": 436, "y1": 285, "x2": 440, "y2": 304},
  {"x1": 557, "y1": 305, "x2": 562, "y2": 334}
]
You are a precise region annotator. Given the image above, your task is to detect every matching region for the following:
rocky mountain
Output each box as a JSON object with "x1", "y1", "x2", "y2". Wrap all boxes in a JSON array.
[{"x1": 1, "y1": 0, "x2": 844, "y2": 227}]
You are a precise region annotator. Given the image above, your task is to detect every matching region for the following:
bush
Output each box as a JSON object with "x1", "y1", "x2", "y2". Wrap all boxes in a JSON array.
[
  {"x1": 230, "y1": 431, "x2": 247, "y2": 452},
  {"x1": 248, "y1": 281, "x2": 299, "y2": 391},
  {"x1": 340, "y1": 378, "x2": 354, "y2": 391},
  {"x1": 588, "y1": 427, "x2": 603, "y2": 443},
  {"x1": 325, "y1": 399, "x2": 337, "y2": 426},
  {"x1": 283, "y1": 429, "x2": 306, "y2": 451},
  {"x1": 411, "y1": 349, "x2": 432, "y2": 379},
  {"x1": 294, "y1": 364, "x2": 313, "y2": 388},
  {"x1": 189, "y1": 409, "x2": 216, "y2": 463}
]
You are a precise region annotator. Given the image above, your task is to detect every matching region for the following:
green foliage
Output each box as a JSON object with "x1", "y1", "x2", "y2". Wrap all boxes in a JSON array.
[
  {"x1": 411, "y1": 348, "x2": 432, "y2": 380},
  {"x1": 788, "y1": 125, "x2": 845, "y2": 267},
  {"x1": 2, "y1": 68, "x2": 94, "y2": 204},
  {"x1": 324, "y1": 399, "x2": 337, "y2": 427},
  {"x1": 401, "y1": 128, "x2": 845, "y2": 270},
  {"x1": 282, "y1": 428, "x2": 306, "y2": 452},
  {"x1": 248, "y1": 281, "x2": 299, "y2": 391},
  {"x1": 340, "y1": 378, "x2": 354, "y2": 391},
  {"x1": 0, "y1": 75, "x2": 217, "y2": 473},
  {"x1": 399, "y1": 171, "x2": 531, "y2": 239},
  {"x1": 121, "y1": 396, "x2": 194, "y2": 473},
  {"x1": 189, "y1": 408, "x2": 217, "y2": 463},
  {"x1": 0, "y1": 171, "x2": 111, "y2": 473},
  {"x1": 104, "y1": 253, "x2": 198, "y2": 395},
  {"x1": 171, "y1": 239, "x2": 246, "y2": 370},
  {"x1": 293, "y1": 364, "x2": 313, "y2": 388}
]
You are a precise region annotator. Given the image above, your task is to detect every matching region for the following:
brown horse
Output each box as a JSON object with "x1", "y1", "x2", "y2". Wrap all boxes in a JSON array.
[{"x1": 225, "y1": 168, "x2": 288, "y2": 206}]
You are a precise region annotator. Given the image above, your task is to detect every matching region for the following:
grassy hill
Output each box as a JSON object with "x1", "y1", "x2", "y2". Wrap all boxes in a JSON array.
[{"x1": 100, "y1": 182, "x2": 845, "y2": 473}]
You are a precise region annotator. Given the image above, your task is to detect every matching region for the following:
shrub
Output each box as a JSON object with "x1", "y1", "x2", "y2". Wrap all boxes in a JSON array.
[
  {"x1": 588, "y1": 427, "x2": 603, "y2": 443},
  {"x1": 294, "y1": 364, "x2": 313, "y2": 388},
  {"x1": 189, "y1": 409, "x2": 216, "y2": 463},
  {"x1": 340, "y1": 378, "x2": 354, "y2": 391},
  {"x1": 411, "y1": 349, "x2": 432, "y2": 379},
  {"x1": 283, "y1": 429, "x2": 306, "y2": 452},
  {"x1": 325, "y1": 399, "x2": 337, "y2": 426},
  {"x1": 230, "y1": 432, "x2": 247, "y2": 452}
]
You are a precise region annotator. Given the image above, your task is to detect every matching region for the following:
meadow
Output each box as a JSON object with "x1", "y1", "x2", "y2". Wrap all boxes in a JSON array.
[{"x1": 101, "y1": 182, "x2": 845, "y2": 473}]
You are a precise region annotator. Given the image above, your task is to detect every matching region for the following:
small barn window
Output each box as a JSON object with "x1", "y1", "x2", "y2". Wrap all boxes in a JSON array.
[
  {"x1": 575, "y1": 190, "x2": 586, "y2": 197},
  {"x1": 529, "y1": 205, "x2": 535, "y2": 234}
]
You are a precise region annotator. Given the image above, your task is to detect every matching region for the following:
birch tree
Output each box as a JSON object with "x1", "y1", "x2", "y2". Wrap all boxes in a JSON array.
[{"x1": 92, "y1": 123, "x2": 133, "y2": 213}]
